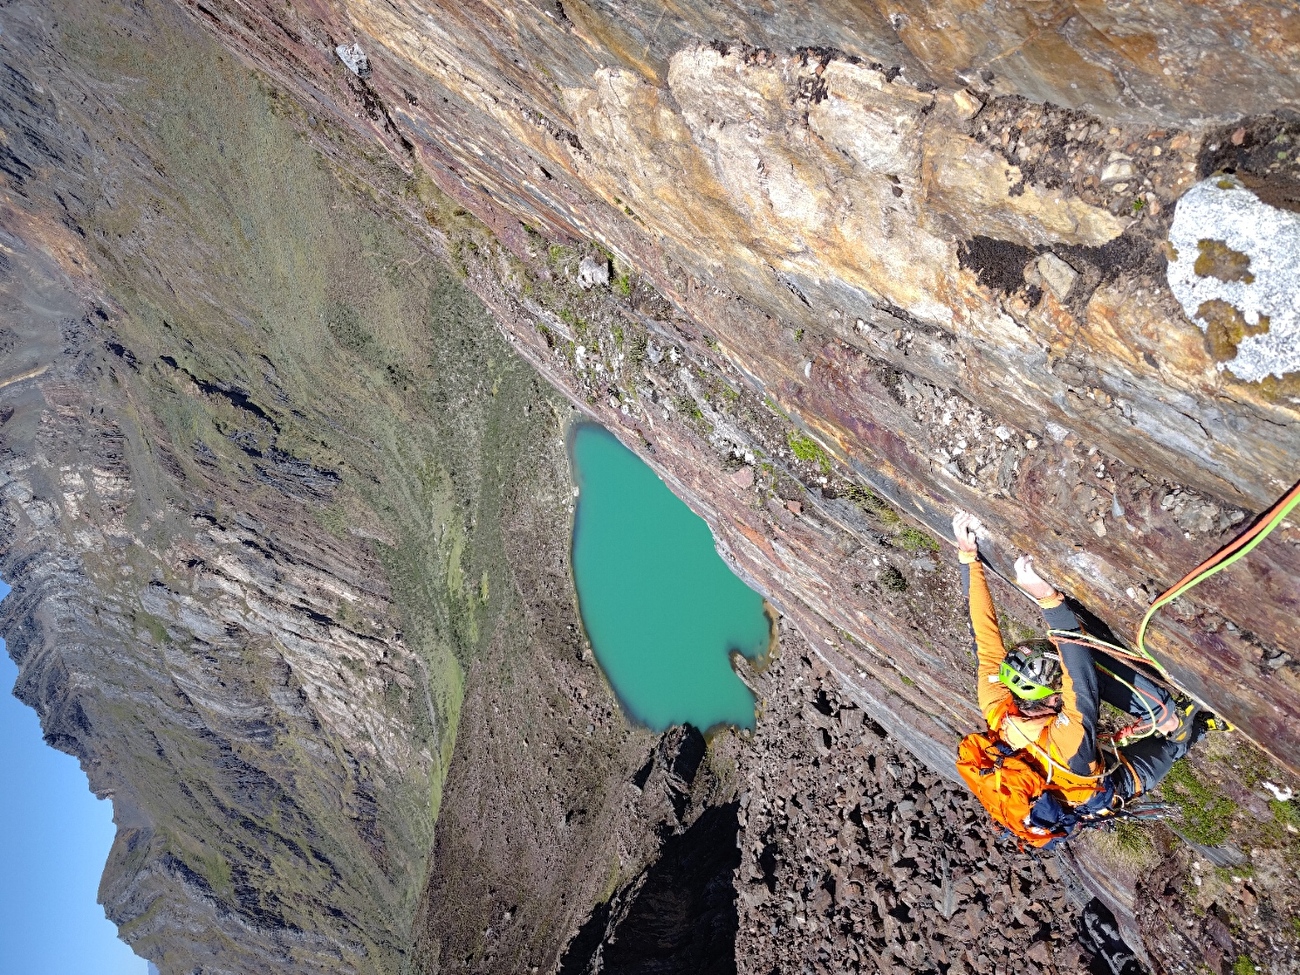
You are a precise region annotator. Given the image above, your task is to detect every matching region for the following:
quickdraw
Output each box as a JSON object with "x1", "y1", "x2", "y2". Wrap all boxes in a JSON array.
[{"x1": 1079, "y1": 800, "x2": 1177, "y2": 831}]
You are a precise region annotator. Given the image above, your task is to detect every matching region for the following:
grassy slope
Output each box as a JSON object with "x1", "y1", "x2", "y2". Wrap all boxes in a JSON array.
[{"x1": 20, "y1": 1, "x2": 566, "y2": 969}]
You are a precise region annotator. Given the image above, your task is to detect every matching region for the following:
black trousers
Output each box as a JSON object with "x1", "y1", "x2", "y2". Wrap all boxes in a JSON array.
[
  {"x1": 1043, "y1": 603, "x2": 1189, "y2": 800},
  {"x1": 1094, "y1": 651, "x2": 1192, "y2": 798}
]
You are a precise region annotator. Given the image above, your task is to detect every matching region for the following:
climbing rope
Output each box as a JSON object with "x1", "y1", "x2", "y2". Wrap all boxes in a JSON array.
[
  {"x1": 1038, "y1": 479, "x2": 1300, "y2": 752},
  {"x1": 1134, "y1": 479, "x2": 1300, "y2": 662},
  {"x1": 1047, "y1": 628, "x2": 1171, "y2": 678},
  {"x1": 1039, "y1": 629, "x2": 1171, "y2": 753}
]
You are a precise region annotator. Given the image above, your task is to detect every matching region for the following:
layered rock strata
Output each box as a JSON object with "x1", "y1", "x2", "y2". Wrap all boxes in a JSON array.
[
  {"x1": 169, "y1": 0, "x2": 1300, "y2": 765},
  {"x1": 4, "y1": 1, "x2": 1300, "y2": 974}
]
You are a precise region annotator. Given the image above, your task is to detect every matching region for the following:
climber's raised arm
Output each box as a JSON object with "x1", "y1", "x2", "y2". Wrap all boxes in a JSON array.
[
  {"x1": 951, "y1": 510, "x2": 1009, "y2": 719},
  {"x1": 1013, "y1": 556, "x2": 1099, "y2": 775}
]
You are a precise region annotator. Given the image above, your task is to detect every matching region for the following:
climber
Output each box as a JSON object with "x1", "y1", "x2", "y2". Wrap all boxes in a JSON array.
[{"x1": 950, "y1": 509, "x2": 1209, "y2": 846}]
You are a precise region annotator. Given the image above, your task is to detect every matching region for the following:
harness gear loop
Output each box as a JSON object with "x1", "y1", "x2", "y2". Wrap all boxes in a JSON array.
[{"x1": 1113, "y1": 749, "x2": 1143, "y2": 800}]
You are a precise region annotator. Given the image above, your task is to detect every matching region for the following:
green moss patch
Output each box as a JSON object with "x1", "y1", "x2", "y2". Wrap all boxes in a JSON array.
[
  {"x1": 787, "y1": 430, "x2": 831, "y2": 474},
  {"x1": 1161, "y1": 759, "x2": 1238, "y2": 847},
  {"x1": 845, "y1": 485, "x2": 902, "y2": 526},
  {"x1": 897, "y1": 526, "x2": 939, "y2": 553}
]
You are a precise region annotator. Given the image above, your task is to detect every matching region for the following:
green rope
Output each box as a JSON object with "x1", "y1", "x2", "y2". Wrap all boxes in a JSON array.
[{"x1": 1048, "y1": 629, "x2": 1170, "y2": 678}]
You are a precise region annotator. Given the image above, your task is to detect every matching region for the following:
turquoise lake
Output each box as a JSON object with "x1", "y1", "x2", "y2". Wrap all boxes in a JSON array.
[{"x1": 569, "y1": 423, "x2": 772, "y2": 732}]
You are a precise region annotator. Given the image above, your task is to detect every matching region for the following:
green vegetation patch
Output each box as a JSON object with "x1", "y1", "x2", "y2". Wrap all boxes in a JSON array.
[
  {"x1": 880, "y1": 565, "x2": 908, "y2": 592},
  {"x1": 1107, "y1": 818, "x2": 1157, "y2": 868},
  {"x1": 845, "y1": 485, "x2": 901, "y2": 526},
  {"x1": 787, "y1": 430, "x2": 831, "y2": 474},
  {"x1": 897, "y1": 526, "x2": 939, "y2": 553},
  {"x1": 1161, "y1": 759, "x2": 1238, "y2": 847},
  {"x1": 998, "y1": 612, "x2": 1042, "y2": 653},
  {"x1": 47, "y1": 2, "x2": 573, "y2": 967}
]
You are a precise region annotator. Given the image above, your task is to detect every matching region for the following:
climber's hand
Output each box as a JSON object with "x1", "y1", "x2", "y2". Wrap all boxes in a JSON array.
[
  {"x1": 1015, "y1": 555, "x2": 1058, "y2": 602},
  {"x1": 952, "y1": 510, "x2": 981, "y2": 556}
]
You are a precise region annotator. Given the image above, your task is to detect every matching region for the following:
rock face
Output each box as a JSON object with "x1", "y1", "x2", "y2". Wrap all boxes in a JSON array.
[
  {"x1": 4, "y1": 1, "x2": 1300, "y2": 974},
  {"x1": 156, "y1": 0, "x2": 1300, "y2": 762}
]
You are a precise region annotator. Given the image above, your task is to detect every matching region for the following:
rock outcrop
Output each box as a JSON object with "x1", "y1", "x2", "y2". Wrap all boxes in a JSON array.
[
  {"x1": 4, "y1": 1, "x2": 1300, "y2": 974},
  {"x1": 157, "y1": 0, "x2": 1300, "y2": 762}
]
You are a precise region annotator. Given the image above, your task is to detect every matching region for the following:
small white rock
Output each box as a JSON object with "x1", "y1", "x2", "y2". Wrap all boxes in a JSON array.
[
  {"x1": 952, "y1": 88, "x2": 983, "y2": 120},
  {"x1": 335, "y1": 43, "x2": 371, "y2": 78},
  {"x1": 1101, "y1": 159, "x2": 1135, "y2": 183},
  {"x1": 1262, "y1": 781, "x2": 1294, "y2": 802},
  {"x1": 1037, "y1": 253, "x2": 1078, "y2": 300},
  {"x1": 576, "y1": 255, "x2": 610, "y2": 290}
]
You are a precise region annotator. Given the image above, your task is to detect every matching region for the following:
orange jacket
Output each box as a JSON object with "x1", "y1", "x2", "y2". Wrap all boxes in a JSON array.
[{"x1": 963, "y1": 555, "x2": 1103, "y2": 792}]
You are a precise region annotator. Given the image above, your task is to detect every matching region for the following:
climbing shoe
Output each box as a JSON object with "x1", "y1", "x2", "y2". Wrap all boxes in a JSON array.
[
  {"x1": 1164, "y1": 696, "x2": 1211, "y2": 754},
  {"x1": 1191, "y1": 710, "x2": 1233, "y2": 747}
]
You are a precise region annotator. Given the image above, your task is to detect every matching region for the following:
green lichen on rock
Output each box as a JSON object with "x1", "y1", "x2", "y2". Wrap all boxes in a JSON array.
[
  {"x1": 1194, "y1": 239, "x2": 1256, "y2": 283},
  {"x1": 1196, "y1": 300, "x2": 1271, "y2": 363},
  {"x1": 1168, "y1": 177, "x2": 1300, "y2": 383},
  {"x1": 845, "y1": 486, "x2": 902, "y2": 526},
  {"x1": 787, "y1": 430, "x2": 831, "y2": 474}
]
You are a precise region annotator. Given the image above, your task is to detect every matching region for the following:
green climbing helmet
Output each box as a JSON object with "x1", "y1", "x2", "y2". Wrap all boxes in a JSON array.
[{"x1": 998, "y1": 642, "x2": 1062, "y2": 701}]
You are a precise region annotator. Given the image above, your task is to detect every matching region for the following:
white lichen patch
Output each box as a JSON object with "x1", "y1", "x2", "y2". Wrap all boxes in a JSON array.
[
  {"x1": 335, "y1": 43, "x2": 370, "y2": 79},
  {"x1": 1167, "y1": 176, "x2": 1300, "y2": 382}
]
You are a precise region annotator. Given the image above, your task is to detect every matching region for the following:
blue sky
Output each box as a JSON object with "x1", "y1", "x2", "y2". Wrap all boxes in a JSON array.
[{"x1": 0, "y1": 579, "x2": 149, "y2": 975}]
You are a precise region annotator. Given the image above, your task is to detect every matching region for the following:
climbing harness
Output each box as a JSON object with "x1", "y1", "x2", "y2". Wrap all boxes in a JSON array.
[{"x1": 1039, "y1": 628, "x2": 1170, "y2": 761}]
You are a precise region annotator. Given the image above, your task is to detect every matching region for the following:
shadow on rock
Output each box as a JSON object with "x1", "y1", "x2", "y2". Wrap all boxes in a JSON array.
[{"x1": 559, "y1": 800, "x2": 741, "y2": 975}]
